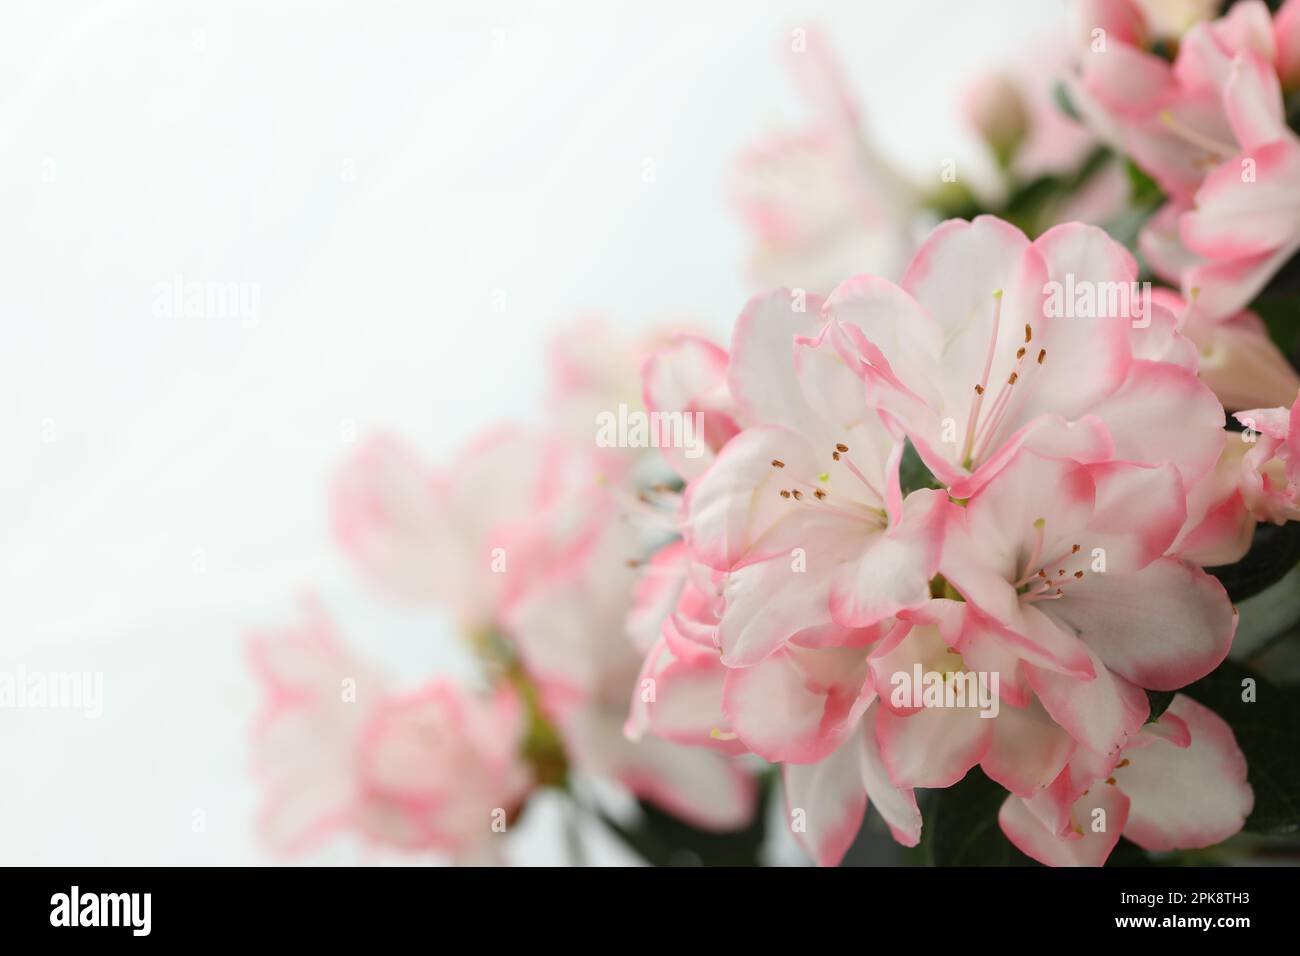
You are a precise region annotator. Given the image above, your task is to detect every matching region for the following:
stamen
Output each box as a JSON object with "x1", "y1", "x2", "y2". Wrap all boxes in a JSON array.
[
  {"x1": 1157, "y1": 110, "x2": 1236, "y2": 159},
  {"x1": 1014, "y1": 517, "x2": 1048, "y2": 587},
  {"x1": 961, "y1": 289, "x2": 1005, "y2": 466}
]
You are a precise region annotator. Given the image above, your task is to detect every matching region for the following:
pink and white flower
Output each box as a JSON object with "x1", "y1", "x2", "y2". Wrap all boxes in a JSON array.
[
  {"x1": 1235, "y1": 391, "x2": 1300, "y2": 522},
  {"x1": 845, "y1": 217, "x2": 1224, "y2": 498},
  {"x1": 248, "y1": 602, "x2": 531, "y2": 862},
  {"x1": 1076, "y1": 0, "x2": 1300, "y2": 334},
  {"x1": 1000, "y1": 694, "x2": 1253, "y2": 865},
  {"x1": 938, "y1": 443, "x2": 1236, "y2": 757},
  {"x1": 730, "y1": 26, "x2": 918, "y2": 293},
  {"x1": 626, "y1": 212, "x2": 1252, "y2": 865},
  {"x1": 333, "y1": 425, "x2": 757, "y2": 832}
]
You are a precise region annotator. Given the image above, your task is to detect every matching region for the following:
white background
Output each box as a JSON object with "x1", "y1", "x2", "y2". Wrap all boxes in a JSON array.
[{"x1": 0, "y1": 0, "x2": 1064, "y2": 864}]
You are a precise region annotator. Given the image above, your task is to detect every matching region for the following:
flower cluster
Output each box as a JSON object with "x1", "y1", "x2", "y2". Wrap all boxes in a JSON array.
[
  {"x1": 249, "y1": 321, "x2": 755, "y2": 863},
  {"x1": 625, "y1": 216, "x2": 1267, "y2": 865},
  {"x1": 249, "y1": 1, "x2": 1300, "y2": 867}
]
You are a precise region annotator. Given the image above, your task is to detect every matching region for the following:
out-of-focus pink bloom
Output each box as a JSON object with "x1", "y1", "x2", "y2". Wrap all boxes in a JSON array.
[
  {"x1": 248, "y1": 603, "x2": 530, "y2": 862},
  {"x1": 730, "y1": 26, "x2": 918, "y2": 293},
  {"x1": 641, "y1": 334, "x2": 744, "y2": 481},
  {"x1": 964, "y1": 40, "x2": 1100, "y2": 182},
  {"x1": 1135, "y1": 273, "x2": 1300, "y2": 411},
  {"x1": 1076, "y1": 1, "x2": 1300, "y2": 325},
  {"x1": 333, "y1": 423, "x2": 757, "y2": 831},
  {"x1": 1071, "y1": 0, "x2": 1273, "y2": 201},
  {"x1": 504, "y1": 498, "x2": 757, "y2": 831},
  {"x1": 1235, "y1": 391, "x2": 1300, "y2": 522},
  {"x1": 1000, "y1": 694, "x2": 1252, "y2": 865},
  {"x1": 332, "y1": 428, "x2": 613, "y2": 629}
]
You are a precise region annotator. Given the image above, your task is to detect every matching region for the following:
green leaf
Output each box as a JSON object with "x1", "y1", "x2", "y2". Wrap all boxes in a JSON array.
[
  {"x1": 1124, "y1": 158, "x2": 1164, "y2": 209},
  {"x1": 924, "y1": 767, "x2": 1039, "y2": 866},
  {"x1": 1182, "y1": 660, "x2": 1300, "y2": 836},
  {"x1": 1146, "y1": 689, "x2": 1175, "y2": 723},
  {"x1": 1206, "y1": 521, "x2": 1300, "y2": 602},
  {"x1": 1052, "y1": 81, "x2": 1081, "y2": 122},
  {"x1": 1250, "y1": 295, "x2": 1300, "y2": 361},
  {"x1": 899, "y1": 439, "x2": 941, "y2": 494},
  {"x1": 596, "y1": 771, "x2": 774, "y2": 866}
]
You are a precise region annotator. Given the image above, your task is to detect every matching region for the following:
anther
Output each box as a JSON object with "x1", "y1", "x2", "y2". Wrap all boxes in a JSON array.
[
  {"x1": 1036, "y1": 349, "x2": 1046, "y2": 364},
  {"x1": 835, "y1": 443, "x2": 849, "y2": 453},
  {"x1": 779, "y1": 490, "x2": 791, "y2": 499},
  {"x1": 771, "y1": 459, "x2": 785, "y2": 468}
]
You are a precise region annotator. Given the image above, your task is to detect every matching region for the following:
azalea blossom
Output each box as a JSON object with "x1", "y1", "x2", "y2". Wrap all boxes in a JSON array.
[
  {"x1": 1235, "y1": 391, "x2": 1300, "y2": 523},
  {"x1": 1000, "y1": 694, "x2": 1253, "y2": 866},
  {"x1": 248, "y1": 602, "x2": 531, "y2": 862},
  {"x1": 676, "y1": 283, "x2": 955, "y2": 665},
  {"x1": 730, "y1": 26, "x2": 918, "y2": 292},
  {"x1": 1074, "y1": 0, "x2": 1300, "y2": 330},
  {"x1": 624, "y1": 210, "x2": 1253, "y2": 866},
  {"x1": 840, "y1": 217, "x2": 1224, "y2": 498},
  {"x1": 332, "y1": 428, "x2": 615, "y2": 629},
  {"x1": 938, "y1": 443, "x2": 1236, "y2": 758},
  {"x1": 332, "y1": 425, "x2": 757, "y2": 832}
]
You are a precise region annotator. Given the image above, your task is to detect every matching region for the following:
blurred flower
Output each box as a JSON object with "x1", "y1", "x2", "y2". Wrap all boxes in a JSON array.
[
  {"x1": 730, "y1": 26, "x2": 919, "y2": 293},
  {"x1": 1074, "y1": 0, "x2": 1300, "y2": 331},
  {"x1": 328, "y1": 317, "x2": 759, "y2": 834},
  {"x1": 1235, "y1": 391, "x2": 1300, "y2": 523},
  {"x1": 248, "y1": 602, "x2": 530, "y2": 862}
]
